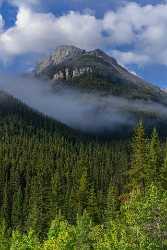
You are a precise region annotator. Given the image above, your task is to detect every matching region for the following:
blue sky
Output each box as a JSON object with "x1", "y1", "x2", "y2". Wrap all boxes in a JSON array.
[{"x1": 0, "y1": 0, "x2": 167, "y2": 87}]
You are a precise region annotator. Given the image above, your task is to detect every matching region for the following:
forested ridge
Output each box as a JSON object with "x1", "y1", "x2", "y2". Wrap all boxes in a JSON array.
[{"x1": 0, "y1": 93, "x2": 167, "y2": 249}]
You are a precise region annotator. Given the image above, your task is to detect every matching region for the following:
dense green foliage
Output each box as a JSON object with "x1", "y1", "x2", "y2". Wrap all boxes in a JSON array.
[{"x1": 0, "y1": 93, "x2": 167, "y2": 249}]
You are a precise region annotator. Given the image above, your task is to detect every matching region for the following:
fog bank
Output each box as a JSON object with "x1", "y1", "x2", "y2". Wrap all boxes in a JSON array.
[{"x1": 0, "y1": 75, "x2": 166, "y2": 133}]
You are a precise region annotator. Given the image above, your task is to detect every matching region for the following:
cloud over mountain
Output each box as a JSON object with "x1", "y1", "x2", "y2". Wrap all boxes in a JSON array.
[
  {"x1": 0, "y1": 6, "x2": 102, "y2": 60},
  {"x1": 0, "y1": 1, "x2": 167, "y2": 68}
]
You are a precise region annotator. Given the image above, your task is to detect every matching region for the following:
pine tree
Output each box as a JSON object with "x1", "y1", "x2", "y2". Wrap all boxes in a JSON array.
[
  {"x1": 105, "y1": 183, "x2": 119, "y2": 223},
  {"x1": 1, "y1": 180, "x2": 10, "y2": 228},
  {"x1": 129, "y1": 121, "x2": 146, "y2": 190},
  {"x1": 72, "y1": 167, "x2": 89, "y2": 216},
  {"x1": 26, "y1": 176, "x2": 44, "y2": 237},
  {"x1": 160, "y1": 143, "x2": 167, "y2": 190},
  {"x1": 0, "y1": 219, "x2": 10, "y2": 250},
  {"x1": 11, "y1": 186, "x2": 23, "y2": 229},
  {"x1": 79, "y1": 170, "x2": 89, "y2": 212},
  {"x1": 75, "y1": 211, "x2": 93, "y2": 249},
  {"x1": 87, "y1": 187, "x2": 98, "y2": 222},
  {"x1": 145, "y1": 128, "x2": 161, "y2": 185},
  {"x1": 50, "y1": 172, "x2": 61, "y2": 219}
]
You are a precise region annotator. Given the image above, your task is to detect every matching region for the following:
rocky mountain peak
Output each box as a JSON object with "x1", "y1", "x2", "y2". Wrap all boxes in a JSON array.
[
  {"x1": 34, "y1": 45, "x2": 167, "y2": 105},
  {"x1": 36, "y1": 45, "x2": 85, "y2": 76},
  {"x1": 51, "y1": 45, "x2": 85, "y2": 64}
]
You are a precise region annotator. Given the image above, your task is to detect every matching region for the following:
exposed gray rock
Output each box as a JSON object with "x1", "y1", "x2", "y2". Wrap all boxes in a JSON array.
[
  {"x1": 34, "y1": 45, "x2": 167, "y2": 104},
  {"x1": 36, "y1": 45, "x2": 85, "y2": 76},
  {"x1": 53, "y1": 66, "x2": 93, "y2": 81}
]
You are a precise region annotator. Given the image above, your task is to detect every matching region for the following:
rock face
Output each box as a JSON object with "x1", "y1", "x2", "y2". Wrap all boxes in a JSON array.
[
  {"x1": 35, "y1": 45, "x2": 167, "y2": 104},
  {"x1": 36, "y1": 45, "x2": 85, "y2": 76},
  {"x1": 35, "y1": 46, "x2": 120, "y2": 81},
  {"x1": 53, "y1": 66, "x2": 93, "y2": 80}
]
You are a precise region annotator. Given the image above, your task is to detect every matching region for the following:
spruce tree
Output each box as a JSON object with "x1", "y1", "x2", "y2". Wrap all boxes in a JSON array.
[
  {"x1": 0, "y1": 219, "x2": 10, "y2": 250},
  {"x1": 11, "y1": 186, "x2": 23, "y2": 230},
  {"x1": 79, "y1": 170, "x2": 88, "y2": 210},
  {"x1": 145, "y1": 128, "x2": 161, "y2": 185},
  {"x1": 160, "y1": 143, "x2": 167, "y2": 190},
  {"x1": 129, "y1": 121, "x2": 146, "y2": 190},
  {"x1": 1, "y1": 180, "x2": 10, "y2": 228},
  {"x1": 105, "y1": 183, "x2": 119, "y2": 223},
  {"x1": 87, "y1": 187, "x2": 98, "y2": 222}
]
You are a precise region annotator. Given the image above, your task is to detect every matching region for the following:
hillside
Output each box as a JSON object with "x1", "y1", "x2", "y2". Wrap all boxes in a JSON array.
[
  {"x1": 0, "y1": 91, "x2": 129, "y2": 234},
  {"x1": 0, "y1": 91, "x2": 167, "y2": 249},
  {"x1": 0, "y1": 49, "x2": 167, "y2": 249},
  {"x1": 0, "y1": 91, "x2": 75, "y2": 138},
  {"x1": 35, "y1": 45, "x2": 167, "y2": 104}
]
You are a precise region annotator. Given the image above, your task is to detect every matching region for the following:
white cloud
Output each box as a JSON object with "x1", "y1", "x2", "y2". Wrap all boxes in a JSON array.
[
  {"x1": 0, "y1": 14, "x2": 4, "y2": 30},
  {"x1": 111, "y1": 50, "x2": 150, "y2": 66},
  {"x1": 8, "y1": 0, "x2": 40, "y2": 7},
  {"x1": 0, "y1": 6, "x2": 102, "y2": 60},
  {"x1": 102, "y1": 2, "x2": 167, "y2": 66},
  {"x1": 0, "y1": 1, "x2": 167, "y2": 67},
  {"x1": 0, "y1": 0, "x2": 40, "y2": 8}
]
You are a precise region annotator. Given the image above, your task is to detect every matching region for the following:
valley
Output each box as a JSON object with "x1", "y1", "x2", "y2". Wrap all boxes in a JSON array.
[{"x1": 0, "y1": 46, "x2": 166, "y2": 249}]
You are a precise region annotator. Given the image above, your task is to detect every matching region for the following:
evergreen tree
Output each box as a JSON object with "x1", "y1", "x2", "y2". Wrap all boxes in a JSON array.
[
  {"x1": 160, "y1": 143, "x2": 167, "y2": 190},
  {"x1": 1, "y1": 180, "x2": 10, "y2": 228},
  {"x1": 74, "y1": 211, "x2": 93, "y2": 249},
  {"x1": 105, "y1": 183, "x2": 119, "y2": 223},
  {"x1": 129, "y1": 121, "x2": 146, "y2": 190},
  {"x1": 26, "y1": 176, "x2": 44, "y2": 237},
  {"x1": 11, "y1": 186, "x2": 23, "y2": 230},
  {"x1": 87, "y1": 187, "x2": 98, "y2": 222},
  {"x1": 145, "y1": 128, "x2": 161, "y2": 185},
  {"x1": 72, "y1": 167, "x2": 88, "y2": 216},
  {"x1": 50, "y1": 172, "x2": 61, "y2": 219},
  {"x1": 0, "y1": 219, "x2": 10, "y2": 250}
]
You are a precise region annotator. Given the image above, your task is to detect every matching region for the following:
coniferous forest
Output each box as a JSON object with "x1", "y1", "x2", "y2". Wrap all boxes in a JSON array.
[{"x1": 0, "y1": 93, "x2": 167, "y2": 249}]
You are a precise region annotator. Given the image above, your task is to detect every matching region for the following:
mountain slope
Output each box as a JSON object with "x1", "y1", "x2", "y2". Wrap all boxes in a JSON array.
[
  {"x1": 0, "y1": 91, "x2": 167, "y2": 244},
  {"x1": 0, "y1": 90, "x2": 78, "y2": 138},
  {"x1": 35, "y1": 45, "x2": 167, "y2": 104}
]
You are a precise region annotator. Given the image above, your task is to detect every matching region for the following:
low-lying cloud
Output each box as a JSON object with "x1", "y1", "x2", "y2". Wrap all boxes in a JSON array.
[{"x1": 0, "y1": 75, "x2": 166, "y2": 134}]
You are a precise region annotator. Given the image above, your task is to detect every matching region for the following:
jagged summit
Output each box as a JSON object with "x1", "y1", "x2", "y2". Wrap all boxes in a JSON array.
[
  {"x1": 35, "y1": 45, "x2": 167, "y2": 104},
  {"x1": 35, "y1": 45, "x2": 119, "y2": 78},
  {"x1": 50, "y1": 45, "x2": 85, "y2": 64},
  {"x1": 36, "y1": 45, "x2": 85, "y2": 75}
]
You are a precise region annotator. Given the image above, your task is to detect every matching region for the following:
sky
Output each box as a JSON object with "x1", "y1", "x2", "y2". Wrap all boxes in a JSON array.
[{"x1": 0, "y1": 0, "x2": 167, "y2": 87}]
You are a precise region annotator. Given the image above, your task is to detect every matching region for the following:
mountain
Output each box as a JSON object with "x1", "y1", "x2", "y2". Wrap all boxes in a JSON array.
[
  {"x1": 35, "y1": 45, "x2": 167, "y2": 104},
  {"x1": 0, "y1": 62, "x2": 167, "y2": 249}
]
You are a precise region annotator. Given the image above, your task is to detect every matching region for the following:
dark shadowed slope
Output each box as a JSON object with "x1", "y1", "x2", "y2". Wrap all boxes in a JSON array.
[{"x1": 0, "y1": 91, "x2": 79, "y2": 138}]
